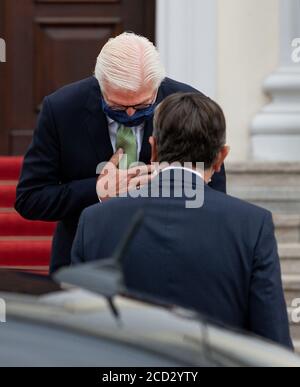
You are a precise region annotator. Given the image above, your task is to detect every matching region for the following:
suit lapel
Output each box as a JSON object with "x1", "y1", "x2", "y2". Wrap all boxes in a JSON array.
[
  {"x1": 139, "y1": 85, "x2": 165, "y2": 164},
  {"x1": 84, "y1": 77, "x2": 114, "y2": 162},
  {"x1": 139, "y1": 119, "x2": 153, "y2": 164}
]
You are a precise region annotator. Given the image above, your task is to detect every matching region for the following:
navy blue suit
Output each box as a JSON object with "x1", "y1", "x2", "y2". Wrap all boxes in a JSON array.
[
  {"x1": 72, "y1": 170, "x2": 293, "y2": 350},
  {"x1": 15, "y1": 76, "x2": 226, "y2": 273}
]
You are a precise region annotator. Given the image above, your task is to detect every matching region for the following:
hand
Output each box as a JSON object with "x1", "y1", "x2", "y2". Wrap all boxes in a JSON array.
[{"x1": 96, "y1": 149, "x2": 155, "y2": 202}]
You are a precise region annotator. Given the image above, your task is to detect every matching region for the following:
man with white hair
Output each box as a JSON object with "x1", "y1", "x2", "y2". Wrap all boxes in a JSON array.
[{"x1": 15, "y1": 32, "x2": 226, "y2": 273}]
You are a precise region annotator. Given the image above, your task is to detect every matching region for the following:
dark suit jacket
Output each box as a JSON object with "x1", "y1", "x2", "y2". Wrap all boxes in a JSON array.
[
  {"x1": 15, "y1": 76, "x2": 226, "y2": 273},
  {"x1": 72, "y1": 170, "x2": 293, "y2": 350}
]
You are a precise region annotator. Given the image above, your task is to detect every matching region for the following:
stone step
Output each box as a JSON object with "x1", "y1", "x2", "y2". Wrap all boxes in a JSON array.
[
  {"x1": 288, "y1": 308, "x2": 300, "y2": 341},
  {"x1": 274, "y1": 215, "x2": 300, "y2": 243},
  {"x1": 226, "y1": 162, "x2": 300, "y2": 214},
  {"x1": 226, "y1": 162, "x2": 300, "y2": 187},
  {"x1": 283, "y1": 275, "x2": 299, "y2": 352},
  {"x1": 294, "y1": 341, "x2": 300, "y2": 354},
  {"x1": 287, "y1": 298, "x2": 300, "y2": 354},
  {"x1": 290, "y1": 326, "x2": 300, "y2": 344},
  {"x1": 227, "y1": 194, "x2": 300, "y2": 214},
  {"x1": 279, "y1": 244, "x2": 300, "y2": 274}
]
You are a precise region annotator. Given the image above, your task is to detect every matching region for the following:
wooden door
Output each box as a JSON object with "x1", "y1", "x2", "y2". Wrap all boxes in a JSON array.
[{"x1": 0, "y1": 0, "x2": 156, "y2": 155}]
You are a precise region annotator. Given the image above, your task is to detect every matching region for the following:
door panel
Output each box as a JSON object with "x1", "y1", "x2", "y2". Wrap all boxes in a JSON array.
[{"x1": 0, "y1": 0, "x2": 156, "y2": 155}]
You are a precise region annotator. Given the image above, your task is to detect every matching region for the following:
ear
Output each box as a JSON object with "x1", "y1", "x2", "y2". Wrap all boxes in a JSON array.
[
  {"x1": 149, "y1": 136, "x2": 158, "y2": 163},
  {"x1": 212, "y1": 145, "x2": 230, "y2": 173}
]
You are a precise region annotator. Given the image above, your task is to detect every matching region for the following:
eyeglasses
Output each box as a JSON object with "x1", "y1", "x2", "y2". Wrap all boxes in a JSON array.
[
  {"x1": 103, "y1": 92, "x2": 158, "y2": 112},
  {"x1": 108, "y1": 102, "x2": 154, "y2": 112}
]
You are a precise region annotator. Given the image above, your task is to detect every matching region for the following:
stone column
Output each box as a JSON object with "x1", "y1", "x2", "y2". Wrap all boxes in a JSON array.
[
  {"x1": 251, "y1": 0, "x2": 300, "y2": 161},
  {"x1": 156, "y1": 0, "x2": 217, "y2": 98}
]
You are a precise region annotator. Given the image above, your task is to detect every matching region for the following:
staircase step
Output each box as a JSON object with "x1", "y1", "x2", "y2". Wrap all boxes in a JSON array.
[
  {"x1": 279, "y1": 244, "x2": 300, "y2": 274},
  {"x1": 0, "y1": 267, "x2": 49, "y2": 276},
  {"x1": 0, "y1": 208, "x2": 15, "y2": 213},
  {"x1": 0, "y1": 181, "x2": 18, "y2": 186},
  {"x1": 0, "y1": 185, "x2": 17, "y2": 208},
  {"x1": 274, "y1": 215, "x2": 300, "y2": 243},
  {"x1": 0, "y1": 157, "x2": 23, "y2": 181},
  {"x1": 290, "y1": 326, "x2": 300, "y2": 344},
  {"x1": 0, "y1": 157, "x2": 53, "y2": 274},
  {"x1": 0, "y1": 239, "x2": 51, "y2": 267},
  {"x1": 288, "y1": 308, "x2": 300, "y2": 343},
  {"x1": 0, "y1": 237, "x2": 52, "y2": 241},
  {"x1": 0, "y1": 211, "x2": 56, "y2": 237},
  {"x1": 227, "y1": 162, "x2": 300, "y2": 214},
  {"x1": 227, "y1": 189, "x2": 300, "y2": 214},
  {"x1": 294, "y1": 341, "x2": 300, "y2": 354},
  {"x1": 227, "y1": 162, "x2": 300, "y2": 186}
]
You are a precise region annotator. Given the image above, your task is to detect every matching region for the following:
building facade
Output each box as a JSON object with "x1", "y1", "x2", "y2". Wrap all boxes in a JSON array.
[{"x1": 156, "y1": 0, "x2": 300, "y2": 162}]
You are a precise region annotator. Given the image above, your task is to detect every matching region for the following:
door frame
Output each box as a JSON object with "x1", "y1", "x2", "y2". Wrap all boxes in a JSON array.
[{"x1": 0, "y1": 0, "x2": 9, "y2": 154}]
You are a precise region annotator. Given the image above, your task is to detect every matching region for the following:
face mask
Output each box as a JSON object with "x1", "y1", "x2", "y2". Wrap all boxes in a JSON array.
[{"x1": 101, "y1": 98, "x2": 156, "y2": 127}]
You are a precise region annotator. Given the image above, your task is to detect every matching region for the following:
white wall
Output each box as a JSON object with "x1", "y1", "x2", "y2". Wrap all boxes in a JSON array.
[
  {"x1": 217, "y1": 0, "x2": 280, "y2": 161},
  {"x1": 156, "y1": 0, "x2": 217, "y2": 98},
  {"x1": 156, "y1": 0, "x2": 280, "y2": 162}
]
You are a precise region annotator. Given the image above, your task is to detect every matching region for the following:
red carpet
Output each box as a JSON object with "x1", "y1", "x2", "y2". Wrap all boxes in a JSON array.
[
  {"x1": 0, "y1": 157, "x2": 56, "y2": 274},
  {"x1": 0, "y1": 185, "x2": 17, "y2": 207}
]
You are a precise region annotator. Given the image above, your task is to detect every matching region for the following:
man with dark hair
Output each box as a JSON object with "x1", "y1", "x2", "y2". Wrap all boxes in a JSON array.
[
  {"x1": 15, "y1": 33, "x2": 226, "y2": 274},
  {"x1": 151, "y1": 93, "x2": 227, "y2": 170},
  {"x1": 72, "y1": 93, "x2": 293, "y2": 350}
]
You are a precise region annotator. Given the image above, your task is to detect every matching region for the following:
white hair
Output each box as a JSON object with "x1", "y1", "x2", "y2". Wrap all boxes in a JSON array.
[{"x1": 95, "y1": 32, "x2": 166, "y2": 92}]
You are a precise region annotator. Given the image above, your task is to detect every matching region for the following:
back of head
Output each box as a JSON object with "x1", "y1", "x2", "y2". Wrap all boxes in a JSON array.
[
  {"x1": 153, "y1": 93, "x2": 226, "y2": 169},
  {"x1": 95, "y1": 32, "x2": 166, "y2": 92}
]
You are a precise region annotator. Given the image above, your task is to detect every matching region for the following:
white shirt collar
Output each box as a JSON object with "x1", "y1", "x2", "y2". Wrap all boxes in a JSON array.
[
  {"x1": 106, "y1": 116, "x2": 144, "y2": 131},
  {"x1": 106, "y1": 115, "x2": 115, "y2": 126},
  {"x1": 161, "y1": 166, "x2": 204, "y2": 180}
]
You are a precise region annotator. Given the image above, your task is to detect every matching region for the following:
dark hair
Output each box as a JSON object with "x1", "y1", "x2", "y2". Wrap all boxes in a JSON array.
[{"x1": 153, "y1": 93, "x2": 226, "y2": 168}]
